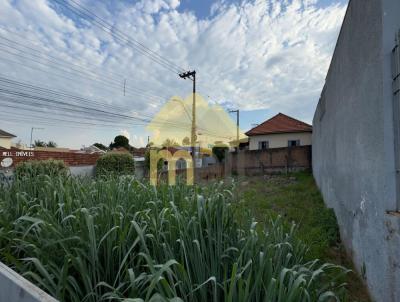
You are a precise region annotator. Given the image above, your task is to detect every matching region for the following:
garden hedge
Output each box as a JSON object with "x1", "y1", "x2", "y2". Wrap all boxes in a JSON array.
[
  {"x1": 96, "y1": 152, "x2": 135, "y2": 176},
  {"x1": 15, "y1": 159, "x2": 68, "y2": 178}
]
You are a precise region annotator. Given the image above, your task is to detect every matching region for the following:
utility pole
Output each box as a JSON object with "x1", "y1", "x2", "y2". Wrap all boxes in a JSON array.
[
  {"x1": 179, "y1": 70, "x2": 196, "y2": 178},
  {"x1": 30, "y1": 127, "x2": 44, "y2": 149},
  {"x1": 229, "y1": 109, "x2": 240, "y2": 150}
]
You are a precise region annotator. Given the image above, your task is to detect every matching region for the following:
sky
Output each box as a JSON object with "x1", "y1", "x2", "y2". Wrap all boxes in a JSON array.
[{"x1": 0, "y1": 0, "x2": 348, "y2": 149}]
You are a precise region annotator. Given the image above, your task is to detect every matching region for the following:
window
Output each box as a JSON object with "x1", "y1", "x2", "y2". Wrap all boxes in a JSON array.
[
  {"x1": 258, "y1": 141, "x2": 269, "y2": 150},
  {"x1": 288, "y1": 140, "x2": 300, "y2": 147}
]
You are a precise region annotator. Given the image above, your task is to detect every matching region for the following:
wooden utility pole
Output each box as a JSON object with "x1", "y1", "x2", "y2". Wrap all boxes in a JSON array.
[
  {"x1": 229, "y1": 109, "x2": 240, "y2": 149},
  {"x1": 179, "y1": 70, "x2": 196, "y2": 178}
]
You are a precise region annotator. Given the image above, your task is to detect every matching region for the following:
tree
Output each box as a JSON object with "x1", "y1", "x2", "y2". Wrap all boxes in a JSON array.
[
  {"x1": 47, "y1": 141, "x2": 57, "y2": 148},
  {"x1": 109, "y1": 135, "x2": 130, "y2": 150},
  {"x1": 182, "y1": 137, "x2": 190, "y2": 146},
  {"x1": 93, "y1": 143, "x2": 108, "y2": 151},
  {"x1": 144, "y1": 148, "x2": 163, "y2": 171},
  {"x1": 212, "y1": 145, "x2": 229, "y2": 163},
  {"x1": 162, "y1": 138, "x2": 179, "y2": 148},
  {"x1": 33, "y1": 140, "x2": 46, "y2": 147}
]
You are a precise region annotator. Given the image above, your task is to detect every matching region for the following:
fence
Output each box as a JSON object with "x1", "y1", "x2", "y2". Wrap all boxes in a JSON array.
[
  {"x1": 0, "y1": 149, "x2": 101, "y2": 168},
  {"x1": 156, "y1": 146, "x2": 311, "y2": 183},
  {"x1": 226, "y1": 145, "x2": 312, "y2": 176}
]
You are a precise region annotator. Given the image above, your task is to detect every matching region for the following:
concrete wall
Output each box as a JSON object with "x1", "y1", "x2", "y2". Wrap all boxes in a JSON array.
[
  {"x1": 69, "y1": 165, "x2": 95, "y2": 177},
  {"x1": 312, "y1": 0, "x2": 400, "y2": 301},
  {"x1": 0, "y1": 137, "x2": 12, "y2": 149},
  {"x1": 248, "y1": 132, "x2": 312, "y2": 150},
  {"x1": 229, "y1": 145, "x2": 311, "y2": 175},
  {"x1": 0, "y1": 261, "x2": 57, "y2": 302}
]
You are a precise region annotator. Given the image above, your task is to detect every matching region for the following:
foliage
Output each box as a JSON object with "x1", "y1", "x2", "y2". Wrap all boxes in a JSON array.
[
  {"x1": 212, "y1": 145, "x2": 229, "y2": 162},
  {"x1": 33, "y1": 139, "x2": 46, "y2": 147},
  {"x1": 162, "y1": 138, "x2": 179, "y2": 148},
  {"x1": 0, "y1": 175, "x2": 348, "y2": 302},
  {"x1": 15, "y1": 160, "x2": 68, "y2": 179},
  {"x1": 93, "y1": 143, "x2": 108, "y2": 151},
  {"x1": 47, "y1": 141, "x2": 57, "y2": 148},
  {"x1": 96, "y1": 152, "x2": 135, "y2": 177},
  {"x1": 239, "y1": 172, "x2": 371, "y2": 301},
  {"x1": 33, "y1": 140, "x2": 58, "y2": 148},
  {"x1": 182, "y1": 137, "x2": 190, "y2": 146},
  {"x1": 109, "y1": 135, "x2": 130, "y2": 150},
  {"x1": 144, "y1": 148, "x2": 163, "y2": 171},
  {"x1": 240, "y1": 172, "x2": 340, "y2": 261}
]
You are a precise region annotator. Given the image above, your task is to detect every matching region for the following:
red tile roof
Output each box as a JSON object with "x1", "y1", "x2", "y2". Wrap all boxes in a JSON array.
[{"x1": 245, "y1": 113, "x2": 312, "y2": 136}]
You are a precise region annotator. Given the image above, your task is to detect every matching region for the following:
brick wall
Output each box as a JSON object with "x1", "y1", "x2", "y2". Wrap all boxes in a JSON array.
[
  {"x1": 0, "y1": 149, "x2": 101, "y2": 168},
  {"x1": 227, "y1": 145, "x2": 311, "y2": 175}
]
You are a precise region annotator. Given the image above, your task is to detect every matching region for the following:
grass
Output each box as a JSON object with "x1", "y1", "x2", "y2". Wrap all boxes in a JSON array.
[
  {"x1": 238, "y1": 171, "x2": 371, "y2": 302},
  {"x1": 0, "y1": 173, "x2": 349, "y2": 301}
]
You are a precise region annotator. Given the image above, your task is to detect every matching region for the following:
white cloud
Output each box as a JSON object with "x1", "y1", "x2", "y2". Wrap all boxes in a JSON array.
[{"x1": 0, "y1": 0, "x2": 346, "y2": 147}]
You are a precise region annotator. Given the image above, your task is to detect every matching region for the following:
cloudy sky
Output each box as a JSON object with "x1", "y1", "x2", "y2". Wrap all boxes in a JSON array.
[{"x1": 0, "y1": 0, "x2": 347, "y2": 148}]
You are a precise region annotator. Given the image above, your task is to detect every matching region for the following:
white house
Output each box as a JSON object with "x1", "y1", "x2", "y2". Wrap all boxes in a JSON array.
[
  {"x1": 0, "y1": 129, "x2": 16, "y2": 149},
  {"x1": 245, "y1": 113, "x2": 312, "y2": 150}
]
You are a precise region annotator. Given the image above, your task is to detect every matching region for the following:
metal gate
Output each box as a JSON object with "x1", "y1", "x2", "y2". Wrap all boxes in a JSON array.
[{"x1": 392, "y1": 30, "x2": 400, "y2": 210}]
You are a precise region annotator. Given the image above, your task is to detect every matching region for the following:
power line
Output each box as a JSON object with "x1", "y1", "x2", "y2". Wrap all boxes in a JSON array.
[
  {"x1": 0, "y1": 77, "x2": 197, "y2": 130},
  {"x1": 0, "y1": 27, "x2": 178, "y2": 97},
  {"x1": 52, "y1": 0, "x2": 185, "y2": 74},
  {"x1": 67, "y1": 0, "x2": 186, "y2": 73},
  {"x1": 0, "y1": 43, "x2": 168, "y2": 102}
]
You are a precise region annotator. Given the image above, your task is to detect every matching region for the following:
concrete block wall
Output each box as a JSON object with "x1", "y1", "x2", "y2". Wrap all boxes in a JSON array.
[
  {"x1": 312, "y1": 0, "x2": 400, "y2": 300},
  {"x1": 229, "y1": 145, "x2": 311, "y2": 175},
  {"x1": 0, "y1": 261, "x2": 57, "y2": 302}
]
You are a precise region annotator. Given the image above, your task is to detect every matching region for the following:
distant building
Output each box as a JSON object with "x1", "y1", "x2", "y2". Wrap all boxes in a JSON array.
[
  {"x1": 245, "y1": 113, "x2": 312, "y2": 150},
  {"x1": 79, "y1": 145, "x2": 106, "y2": 154},
  {"x1": 0, "y1": 129, "x2": 16, "y2": 149}
]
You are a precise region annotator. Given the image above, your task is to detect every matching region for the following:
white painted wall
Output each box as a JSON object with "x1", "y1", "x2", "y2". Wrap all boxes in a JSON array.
[
  {"x1": 0, "y1": 137, "x2": 12, "y2": 149},
  {"x1": 248, "y1": 132, "x2": 312, "y2": 150}
]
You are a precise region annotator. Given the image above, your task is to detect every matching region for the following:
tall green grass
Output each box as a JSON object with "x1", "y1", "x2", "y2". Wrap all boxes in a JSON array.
[{"x1": 0, "y1": 175, "x2": 347, "y2": 301}]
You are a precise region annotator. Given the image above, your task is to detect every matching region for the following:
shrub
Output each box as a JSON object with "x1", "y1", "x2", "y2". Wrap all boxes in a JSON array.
[
  {"x1": 212, "y1": 145, "x2": 229, "y2": 162},
  {"x1": 15, "y1": 159, "x2": 68, "y2": 178},
  {"x1": 96, "y1": 152, "x2": 135, "y2": 176},
  {"x1": 0, "y1": 176, "x2": 348, "y2": 302}
]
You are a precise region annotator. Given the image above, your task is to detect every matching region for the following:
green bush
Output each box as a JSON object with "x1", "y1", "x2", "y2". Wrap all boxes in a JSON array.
[
  {"x1": 0, "y1": 176, "x2": 348, "y2": 302},
  {"x1": 96, "y1": 152, "x2": 135, "y2": 176},
  {"x1": 15, "y1": 159, "x2": 68, "y2": 178}
]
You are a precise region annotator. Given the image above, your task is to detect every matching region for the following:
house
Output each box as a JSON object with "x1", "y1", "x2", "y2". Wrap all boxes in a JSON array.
[
  {"x1": 79, "y1": 145, "x2": 107, "y2": 154},
  {"x1": 0, "y1": 129, "x2": 16, "y2": 149},
  {"x1": 245, "y1": 113, "x2": 312, "y2": 150}
]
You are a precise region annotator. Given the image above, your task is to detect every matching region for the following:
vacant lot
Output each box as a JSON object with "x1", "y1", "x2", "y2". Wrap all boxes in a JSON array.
[
  {"x1": 238, "y1": 172, "x2": 371, "y2": 302},
  {"x1": 0, "y1": 172, "x2": 350, "y2": 301}
]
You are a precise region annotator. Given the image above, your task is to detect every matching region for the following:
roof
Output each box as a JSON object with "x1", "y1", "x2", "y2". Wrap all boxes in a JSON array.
[
  {"x1": 245, "y1": 113, "x2": 312, "y2": 136},
  {"x1": 0, "y1": 129, "x2": 16, "y2": 138}
]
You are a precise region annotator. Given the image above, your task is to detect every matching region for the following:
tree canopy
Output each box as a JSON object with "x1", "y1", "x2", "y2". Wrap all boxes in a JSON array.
[
  {"x1": 212, "y1": 145, "x2": 229, "y2": 162},
  {"x1": 109, "y1": 135, "x2": 130, "y2": 150}
]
